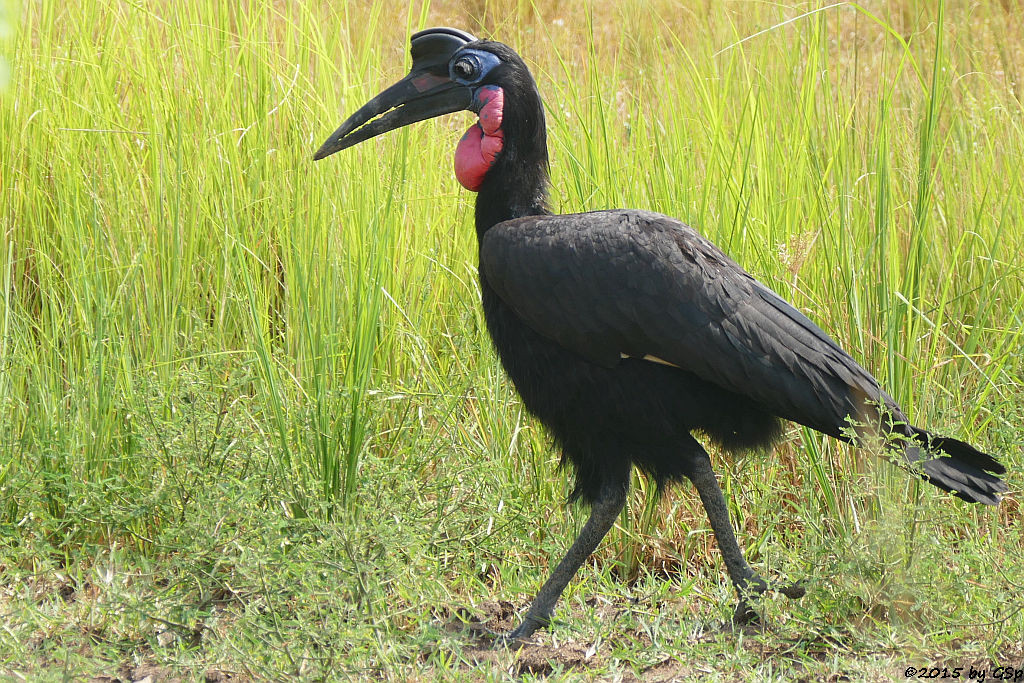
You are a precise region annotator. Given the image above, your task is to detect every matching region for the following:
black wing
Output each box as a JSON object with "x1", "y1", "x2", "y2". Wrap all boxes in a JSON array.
[{"x1": 479, "y1": 209, "x2": 898, "y2": 436}]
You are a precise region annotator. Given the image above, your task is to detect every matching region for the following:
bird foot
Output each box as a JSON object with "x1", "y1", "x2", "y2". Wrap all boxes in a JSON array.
[
  {"x1": 732, "y1": 578, "x2": 805, "y2": 624},
  {"x1": 491, "y1": 631, "x2": 528, "y2": 649},
  {"x1": 733, "y1": 599, "x2": 761, "y2": 625},
  {"x1": 491, "y1": 615, "x2": 546, "y2": 649},
  {"x1": 777, "y1": 581, "x2": 806, "y2": 599}
]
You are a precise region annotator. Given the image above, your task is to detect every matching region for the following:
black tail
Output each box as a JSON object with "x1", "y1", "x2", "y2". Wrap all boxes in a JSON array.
[{"x1": 898, "y1": 427, "x2": 1008, "y2": 506}]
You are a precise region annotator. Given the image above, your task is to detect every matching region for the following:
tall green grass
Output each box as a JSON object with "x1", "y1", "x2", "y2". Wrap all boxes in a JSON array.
[
  {"x1": 0, "y1": 0, "x2": 1021, "y2": 676},
  {"x1": 2, "y1": 0, "x2": 1021, "y2": 537}
]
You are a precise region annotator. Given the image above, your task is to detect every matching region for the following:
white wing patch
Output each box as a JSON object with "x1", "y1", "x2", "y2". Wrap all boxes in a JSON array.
[{"x1": 620, "y1": 353, "x2": 680, "y2": 368}]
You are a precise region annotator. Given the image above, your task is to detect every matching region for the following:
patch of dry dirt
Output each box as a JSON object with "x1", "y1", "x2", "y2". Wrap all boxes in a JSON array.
[{"x1": 432, "y1": 599, "x2": 873, "y2": 681}]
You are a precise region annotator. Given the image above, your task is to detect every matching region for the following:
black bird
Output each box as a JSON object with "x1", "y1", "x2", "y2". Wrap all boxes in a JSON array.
[{"x1": 314, "y1": 28, "x2": 1007, "y2": 641}]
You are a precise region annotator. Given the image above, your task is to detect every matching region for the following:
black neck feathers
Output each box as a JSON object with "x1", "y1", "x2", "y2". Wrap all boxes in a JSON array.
[{"x1": 471, "y1": 42, "x2": 551, "y2": 237}]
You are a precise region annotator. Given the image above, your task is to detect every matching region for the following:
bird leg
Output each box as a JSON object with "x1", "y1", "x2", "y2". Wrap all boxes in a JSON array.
[
  {"x1": 496, "y1": 479, "x2": 628, "y2": 646},
  {"x1": 686, "y1": 452, "x2": 805, "y2": 623}
]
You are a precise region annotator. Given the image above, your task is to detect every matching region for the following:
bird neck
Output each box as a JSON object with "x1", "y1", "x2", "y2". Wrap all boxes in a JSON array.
[
  {"x1": 470, "y1": 80, "x2": 551, "y2": 238},
  {"x1": 473, "y1": 160, "x2": 550, "y2": 238}
]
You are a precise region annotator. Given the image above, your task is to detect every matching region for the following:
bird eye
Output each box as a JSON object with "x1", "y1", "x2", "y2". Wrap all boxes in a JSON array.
[{"x1": 452, "y1": 57, "x2": 478, "y2": 81}]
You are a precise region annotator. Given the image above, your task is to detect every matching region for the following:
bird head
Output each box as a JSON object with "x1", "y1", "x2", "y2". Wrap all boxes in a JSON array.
[{"x1": 314, "y1": 28, "x2": 546, "y2": 193}]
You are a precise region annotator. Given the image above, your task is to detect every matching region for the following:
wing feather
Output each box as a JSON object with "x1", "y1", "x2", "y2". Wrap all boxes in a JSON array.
[{"x1": 480, "y1": 209, "x2": 896, "y2": 435}]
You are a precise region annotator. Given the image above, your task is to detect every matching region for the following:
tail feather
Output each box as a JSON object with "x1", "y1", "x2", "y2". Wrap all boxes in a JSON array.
[{"x1": 899, "y1": 427, "x2": 1007, "y2": 506}]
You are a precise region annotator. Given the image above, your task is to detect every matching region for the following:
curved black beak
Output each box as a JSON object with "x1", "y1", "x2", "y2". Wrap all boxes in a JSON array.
[{"x1": 314, "y1": 28, "x2": 478, "y2": 161}]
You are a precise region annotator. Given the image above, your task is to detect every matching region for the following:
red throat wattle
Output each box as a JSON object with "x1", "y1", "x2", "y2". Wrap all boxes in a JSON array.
[{"x1": 454, "y1": 85, "x2": 505, "y2": 191}]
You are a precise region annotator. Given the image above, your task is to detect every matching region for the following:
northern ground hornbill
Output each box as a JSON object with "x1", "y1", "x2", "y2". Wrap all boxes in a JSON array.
[{"x1": 314, "y1": 28, "x2": 1007, "y2": 642}]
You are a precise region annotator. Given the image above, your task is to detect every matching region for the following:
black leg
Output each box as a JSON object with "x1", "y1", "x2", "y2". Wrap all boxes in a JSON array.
[
  {"x1": 497, "y1": 479, "x2": 628, "y2": 645},
  {"x1": 685, "y1": 442, "x2": 804, "y2": 623}
]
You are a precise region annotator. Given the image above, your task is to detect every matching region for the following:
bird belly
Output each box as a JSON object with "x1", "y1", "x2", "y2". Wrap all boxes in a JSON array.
[{"x1": 480, "y1": 280, "x2": 782, "y2": 501}]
